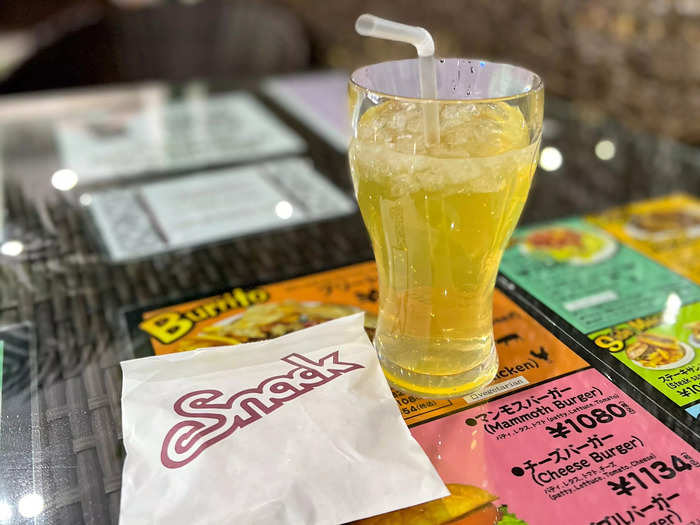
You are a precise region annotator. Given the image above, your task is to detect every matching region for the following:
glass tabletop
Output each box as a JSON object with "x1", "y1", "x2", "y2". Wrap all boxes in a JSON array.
[{"x1": 0, "y1": 71, "x2": 699, "y2": 524}]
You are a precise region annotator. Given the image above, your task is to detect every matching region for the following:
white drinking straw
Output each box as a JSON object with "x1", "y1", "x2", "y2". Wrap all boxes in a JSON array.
[{"x1": 355, "y1": 14, "x2": 440, "y2": 145}]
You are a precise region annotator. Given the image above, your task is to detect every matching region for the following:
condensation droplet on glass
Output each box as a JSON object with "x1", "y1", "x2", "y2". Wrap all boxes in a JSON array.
[
  {"x1": 439, "y1": 58, "x2": 445, "y2": 63},
  {"x1": 470, "y1": 66, "x2": 475, "y2": 73}
]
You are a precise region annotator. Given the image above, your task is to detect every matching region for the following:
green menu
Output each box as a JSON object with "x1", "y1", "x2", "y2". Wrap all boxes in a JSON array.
[
  {"x1": 589, "y1": 302, "x2": 700, "y2": 408},
  {"x1": 500, "y1": 217, "x2": 700, "y2": 334}
]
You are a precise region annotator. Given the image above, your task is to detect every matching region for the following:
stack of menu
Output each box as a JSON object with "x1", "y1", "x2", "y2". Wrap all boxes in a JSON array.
[
  {"x1": 124, "y1": 193, "x2": 700, "y2": 524},
  {"x1": 55, "y1": 91, "x2": 355, "y2": 261},
  {"x1": 43, "y1": 71, "x2": 700, "y2": 522}
]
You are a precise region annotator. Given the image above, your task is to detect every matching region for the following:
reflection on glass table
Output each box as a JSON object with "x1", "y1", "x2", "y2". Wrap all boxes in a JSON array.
[{"x1": 0, "y1": 72, "x2": 698, "y2": 525}]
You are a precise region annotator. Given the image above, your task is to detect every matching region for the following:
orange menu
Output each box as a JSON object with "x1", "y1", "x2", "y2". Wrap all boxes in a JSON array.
[{"x1": 133, "y1": 262, "x2": 588, "y2": 425}]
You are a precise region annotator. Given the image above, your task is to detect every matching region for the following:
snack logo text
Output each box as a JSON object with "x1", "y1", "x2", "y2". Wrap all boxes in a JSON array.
[
  {"x1": 139, "y1": 287, "x2": 270, "y2": 344},
  {"x1": 160, "y1": 351, "x2": 363, "y2": 468}
]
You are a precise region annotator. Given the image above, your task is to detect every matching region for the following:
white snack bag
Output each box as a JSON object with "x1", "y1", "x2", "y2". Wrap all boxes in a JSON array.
[{"x1": 119, "y1": 313, "x2": 448, "y2": 524}]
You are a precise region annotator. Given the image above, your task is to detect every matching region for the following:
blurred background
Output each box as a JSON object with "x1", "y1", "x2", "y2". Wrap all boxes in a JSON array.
[{"x1": 0, "y1": 0, "x2": 698, "y2": 144}]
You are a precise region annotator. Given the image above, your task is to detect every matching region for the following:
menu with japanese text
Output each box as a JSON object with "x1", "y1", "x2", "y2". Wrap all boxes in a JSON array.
[
  {"x1": 588, "y1": 194, "x2": 700, "y2": 285},
  {"x1": 499, "y1": 217, "x2": 700, "y2": 334},
  {"x1": 411, "y1": 368, "x2": 700, "y2": 524},
  {"x1": 589, "y1": 303, "x2": 700, "y2": 416},
  {"x1": 125, "y1": 262, "x2": 587, "y2": 425},
  {"x1": 499, "y1": 215, "x2": 700, "y2": 419},
  {"x1": 124, "y1": 261, "x2": 700, "y2": 524}
]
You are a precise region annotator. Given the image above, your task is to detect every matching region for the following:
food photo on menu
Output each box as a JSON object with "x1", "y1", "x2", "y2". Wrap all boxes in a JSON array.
[{"x1": 0, "y1": 4, "x2": 699, "y2": 525}]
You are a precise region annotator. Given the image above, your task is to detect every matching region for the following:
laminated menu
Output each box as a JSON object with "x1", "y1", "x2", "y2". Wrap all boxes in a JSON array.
[
  {"x1": 55, "y1": 91, "x2": 305, "y2": 184},
  {"x1": 263, "y1": 70, "x2": 350, "y2": 152},
  {"x1": 87, "y1": 158, "x2": 355, "y2": 261},
  {"x1": 125, "y1": 262, "x2": 588, "y2": 425},
  {"x1": 119, "y1": 314, "x2": 448, "y2": 525},
  {"x1": 499, "y1": 216, "x2": 700, "y2": 419},
  {"x1": 588, "y1": 303, "x2": 700, "y2": 418},
  {"x1": 588, "y1": 194, "x2": 700, "y2": 285},
  {"x1": 499, "y1": 217, "x2": 700, "y2": 334},
  {"x1": 123, "y1": 261, "x2": 700, "y2": 524},
  {"x1": 411, "y1": 367, "x2": 700, "y2": 524}
]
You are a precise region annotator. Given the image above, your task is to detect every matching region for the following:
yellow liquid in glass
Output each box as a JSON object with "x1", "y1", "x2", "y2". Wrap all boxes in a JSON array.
[{"x1": 349, "y1": 100, "x2": 539, "y2": 397}]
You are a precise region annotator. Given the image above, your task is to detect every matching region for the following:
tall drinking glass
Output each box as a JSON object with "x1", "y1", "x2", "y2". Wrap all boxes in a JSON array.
[{"x1": 349, "y1": 59, "x2": 543, "y2": 398}]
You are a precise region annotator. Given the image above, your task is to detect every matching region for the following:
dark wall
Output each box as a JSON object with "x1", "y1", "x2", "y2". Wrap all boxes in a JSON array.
[{"x1": 281, "y1": 0, "x2": 700, "y2": 145}]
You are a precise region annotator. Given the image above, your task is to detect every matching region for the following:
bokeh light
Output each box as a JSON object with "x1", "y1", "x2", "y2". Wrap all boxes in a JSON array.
[
  {"x1": 275, "y1": 200, "x2": 293, "y2": 220},
  {"x1": 0, "y1": 501, "x2": 13, "y2": 522},
  {"x1": 539, "y1": 146, "x2": 563, "y2": 171},
  {"x1": 51, "y1": 169, "x2": 79, "y2": 191},
  {"x1": 595, "y1": 139, "x2": 616, "y2": 161},
  {"x1": 0, "y1": 240, "x2": 24, "y2": 257},
  {"x1": 18, "y1": 494, "x2": 44, "y2": 518}
]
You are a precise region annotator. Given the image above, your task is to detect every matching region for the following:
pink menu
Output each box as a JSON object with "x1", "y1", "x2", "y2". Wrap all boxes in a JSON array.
[{"x1": 411, "y1": 368, "x2": 700, "y2": 524}]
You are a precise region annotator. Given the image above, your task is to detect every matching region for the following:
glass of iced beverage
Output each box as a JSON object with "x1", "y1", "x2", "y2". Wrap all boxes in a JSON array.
[{"x1": 349, "y1": 59, "x2": 543, "y2": 398}]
